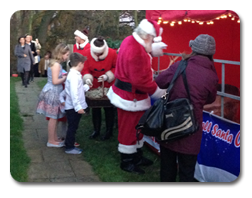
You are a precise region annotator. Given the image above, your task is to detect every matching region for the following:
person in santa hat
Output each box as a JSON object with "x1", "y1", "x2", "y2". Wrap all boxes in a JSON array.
[
  {"x1": 81, "y1": 36, "x2": 117, "y2": 140},
  {"x1": 73, "y1": 28, "x2": 90, "y2": 56},
  {"x1": 107, "y1": 19, "x2": 166, "y2": 174}
]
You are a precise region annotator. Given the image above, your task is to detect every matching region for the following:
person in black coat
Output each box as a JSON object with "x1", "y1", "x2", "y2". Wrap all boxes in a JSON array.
[{"x1": 25, "y1": 34, "x2": 37, "y2": 82}]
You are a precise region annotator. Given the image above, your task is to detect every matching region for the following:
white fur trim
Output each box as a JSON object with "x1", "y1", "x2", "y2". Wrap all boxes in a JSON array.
[
  {"x1": 153, "y1": 27, "x2": 163, "y2": 43},
  {"x1": 118, "y1": 139, "x2": 144, "y2": 154},
  {"x1": 74, "y1": 30, "x2": 88, "y2": 41},
  {"x1": 118, "y1": 143, "x2": 137, "y2": 154},
  {"x1": 150, "y1": 87, "x2": 166, "y2": 100},
  {"x1": 90, "y1": 38, "x2": 109, "y2": 61},
  {"x1": 153, "y1": 36, "x2": 162, "y2": 43},
  {"x1": 107, "y1": 86, "x2": 151, "y2": 112},
  {"x1": 83, "y1": 74, "x2": 93, "y2": 84},
  {"x1": 90, "y1": 38, "x2": 107, "y2": 53},
  {"x1": 90, "y1": 44, "x2": 109, "y2": 61},
  {"x1": 75, "y1": 39, "x2": 89, "y2": 49},
  {"x1": 138, "y1": 19, "x2": 156, "y2": 36},
  {"x1": 105, "y1": 70, "x2": 115, "y2": 83},
  {"x1": 97, "y1": 44, "x2": 108, "y2": 60},
  {"x1": 90, "y1": 50, "x2": 99, "y2": 61},
  {"x1": 136, "y1": 138, "x2": 145, "y2": 149},
  {"x1": 132, "y1": 32, "x2": 146, "y2": 48}
]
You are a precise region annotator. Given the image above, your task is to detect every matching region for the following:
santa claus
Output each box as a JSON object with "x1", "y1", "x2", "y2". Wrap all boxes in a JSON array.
[{"x1": 107, "y1": 19, "x2": 166, "y2": 174}]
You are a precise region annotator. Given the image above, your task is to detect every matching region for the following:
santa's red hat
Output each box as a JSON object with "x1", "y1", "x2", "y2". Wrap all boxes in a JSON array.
[{"x1": 138, "y1": 19, "x2": 163, "y2": 42}]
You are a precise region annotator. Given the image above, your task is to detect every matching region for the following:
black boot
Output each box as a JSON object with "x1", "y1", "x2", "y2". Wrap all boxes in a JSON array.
[
  {"x1": 135, "y1": 148, "x2": 153, "y2": 166},
  {"x1": 101, "y1": 107, "x2": 115, "y2": 140},
  {"x1": 120, "y1": 153, "x2": 145, "y2": 174},
  {"x1": 101, "y1": 128, "x2": 113, "y2": 140},
  {"x1": 89, "y1": 108, "x2": 101, "y2": 139}
]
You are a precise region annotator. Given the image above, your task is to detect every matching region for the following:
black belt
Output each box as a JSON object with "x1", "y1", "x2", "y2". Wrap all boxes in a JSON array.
[{"x1": 114, "y1": 79, "x2": 145, "y2": 94}]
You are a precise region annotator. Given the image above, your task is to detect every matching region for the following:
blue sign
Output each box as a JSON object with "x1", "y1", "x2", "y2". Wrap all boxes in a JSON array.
[{"x1": 195, "y1": 112, "x2": 240, "y2": 181}]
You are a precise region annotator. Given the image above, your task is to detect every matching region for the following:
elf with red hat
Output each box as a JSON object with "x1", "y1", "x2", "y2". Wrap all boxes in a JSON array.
[
  {"x1": 73, "y1": 28, "x2": 90, "y2": 56},
  {"x1": 81, "y1": 36, "x2": 117, "y2": 140},
  {"x1": 107, "y1": 19, "x2": 166, "y2": 174}
]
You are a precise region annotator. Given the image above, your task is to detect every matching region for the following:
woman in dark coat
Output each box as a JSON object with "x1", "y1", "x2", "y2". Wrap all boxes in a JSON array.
[
  {"x1": 155, "y1": 34, "x2": 219, "y2": 182},
  {"x1": 14, "y1": 36, "x2": 34, "y2": 87}
]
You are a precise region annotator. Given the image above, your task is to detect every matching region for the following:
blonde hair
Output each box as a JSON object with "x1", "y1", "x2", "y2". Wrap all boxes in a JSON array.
[{"x1": 50, "y1": 43, "x2": 70, "y2": 67}]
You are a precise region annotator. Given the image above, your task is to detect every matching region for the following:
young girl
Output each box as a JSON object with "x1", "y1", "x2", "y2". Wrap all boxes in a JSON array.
[{"x1": 36, "y1": 43, "x2": 70, "y2": 147}]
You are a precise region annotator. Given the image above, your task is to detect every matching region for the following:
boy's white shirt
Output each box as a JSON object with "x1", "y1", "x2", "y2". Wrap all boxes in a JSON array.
[{"x1": 60, "y1": 68, "x2": 90, "y2": 112}]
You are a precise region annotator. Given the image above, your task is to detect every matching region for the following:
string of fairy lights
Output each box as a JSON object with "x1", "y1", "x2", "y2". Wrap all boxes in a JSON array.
[{"x1": 157, "y1": 13, "x2": 240, "y2": 26}]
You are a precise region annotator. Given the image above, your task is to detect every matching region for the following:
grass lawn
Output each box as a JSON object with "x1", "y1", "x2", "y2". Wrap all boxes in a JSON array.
[
  {"x1": 10, "y1": 77, "x2": 30, "y2": 182},
  {"x1": 77, "y1": 112, "x2": 161, "y2": 182},
  {"x1": 37, "y1": 78, "x2": 161, "y2": 182}
]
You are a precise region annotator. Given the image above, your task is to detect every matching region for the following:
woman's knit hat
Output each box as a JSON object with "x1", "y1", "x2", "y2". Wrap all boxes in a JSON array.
[{"x1": 189, "y1": 34, "x2": 216, "y2": 55}]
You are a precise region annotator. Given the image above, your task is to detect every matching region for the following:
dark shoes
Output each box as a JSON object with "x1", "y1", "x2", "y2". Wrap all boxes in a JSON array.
[
  {"x1": 89, "y1": 130, "x2": 113, "y2": 140},
  {"x1": 89, "y1": 131, "x2": 100, "y2": 139},
  {"x1": 100, "y1": 129, "x2": 113, "y2": 140},
  {"x1": 135, "y1": 155, "x2": 153, "y2": 166},
  {"x1": 121, "y1": 161, "x2": 145, "y2": 175},
  {"x1": 120, "y1": 150, "x2": 153, "y2": 175},
  {"x1": 120, "y1": 153, "x2": 145, "y2": 174},
  {"x1": 135, "y1": 148, "x2": 153, "y2": 166}
]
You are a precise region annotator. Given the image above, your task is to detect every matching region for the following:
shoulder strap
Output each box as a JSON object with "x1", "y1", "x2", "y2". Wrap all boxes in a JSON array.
[
  {"x1": 165, "y1": 60, "x2": 187, "y2": 98},
  {"x1": 181, "y1": 63, "x2": 192, "y2": 103}
]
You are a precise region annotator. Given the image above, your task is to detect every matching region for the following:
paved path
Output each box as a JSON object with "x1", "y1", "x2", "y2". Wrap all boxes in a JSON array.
[{"x1": 15, "y1": 78, "x2": 100, "y2": 182}]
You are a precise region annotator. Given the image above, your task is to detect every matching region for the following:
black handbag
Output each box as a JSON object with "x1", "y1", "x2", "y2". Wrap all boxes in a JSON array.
[{"x1": 136, "y1": 60, "x2": 198, "y2": 142}]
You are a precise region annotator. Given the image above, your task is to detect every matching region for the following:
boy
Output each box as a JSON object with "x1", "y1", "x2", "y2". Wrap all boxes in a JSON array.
[{"x1": 61, "y1": 53, "x2": 90, "y2": 154}]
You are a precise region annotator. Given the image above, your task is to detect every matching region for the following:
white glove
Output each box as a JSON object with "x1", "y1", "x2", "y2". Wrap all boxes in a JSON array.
[
  {"x1": 85, "y1": 79, "x2": 93, "y2": 86},
  {"x1": 98, "y1": 74, "x2": 108, "y2": 82},
  {"x1": 151, "y1": 42, "x2": 167, "y2": 57}
]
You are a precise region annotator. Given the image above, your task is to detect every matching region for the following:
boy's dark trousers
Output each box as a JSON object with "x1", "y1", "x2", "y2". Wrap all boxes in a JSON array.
[{"x1": 65, "y1": 109, "x2": 82, "y2": 150}]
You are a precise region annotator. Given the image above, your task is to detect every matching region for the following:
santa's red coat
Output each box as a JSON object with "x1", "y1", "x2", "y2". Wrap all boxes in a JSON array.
[{"x1": 107, "y1": 34, "x2": 165, "y2": 112}]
